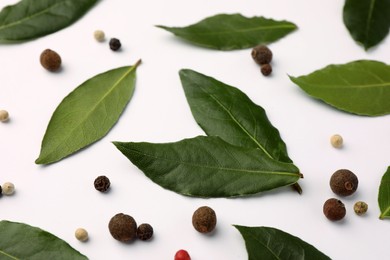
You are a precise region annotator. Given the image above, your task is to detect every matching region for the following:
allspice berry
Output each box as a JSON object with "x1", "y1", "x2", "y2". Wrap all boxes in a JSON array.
[
  {"x1": 330, "y1": 169, "x2": 358, "y2": 196},
  {"x1": 354, "y1": 201, "x2": 368, "y2": 215},
  {"x1": 40, "y1": 49, "x2": 61, "y2": 72},
  {"x1": 75, "y1": 228, "x2": 89, "y2": 242},
  {"x1": 192, "y1": 206, "x2": 217, "y2": 233},
  {"x1": 260, "y1": 64, "x2": 272, "y2": 76},
  {"x1": 251, "y1": 45, "x2": 272, "y2": 65},
  {"x1": 136, "y1": 223, "x2": 153, "y2": 241},
  {"x1": 323, "y1": 198, "x2": 346, "y2": 221},
  {"x1": 94, "y1": 175, "x2": 110, "y2": 192},
  {"x1": 108, "y1": 213, "x2": 137, "y2": 242}
]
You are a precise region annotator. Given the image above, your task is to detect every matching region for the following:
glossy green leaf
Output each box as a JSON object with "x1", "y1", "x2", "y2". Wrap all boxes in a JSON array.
[
  {"x1": 378, "y1": 166, "x2": 390, "y2": 219},
  {"x1": 234, "y1": 225, "x2": 331, "y2": 260},
  {"x1": 180, "y1": 69, "x2": 292, "y2": 163},
  {"x1": 0, "y1": 220, "x2": 87, "y2": 259},
  {"x1": 156, "y1": 13, "x2": 297, "y2": 50},
  {"x1": 289, "y1": 60, "x2": 390, "y2": 116},
  {"x1": 343, "y1": 0, "x2": 390, "y2": 50},
  {"x1": 113, "y1": 136, "x2": 301, "y2": 198},
  {"x1": 36, "y1": 60, "x2": 141, "y2": 165},
  {"x1": 0, "y1": 0, "x2": 97, "y2": 42}
]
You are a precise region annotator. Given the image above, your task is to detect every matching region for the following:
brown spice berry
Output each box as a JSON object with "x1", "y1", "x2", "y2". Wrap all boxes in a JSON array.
[
  {"x1": 136, "y1": 223, "x2": 153, "y2": 241},
  {"x1": 192, "y1": 206, "x2": 217, "y2": 233},
  {"x1": 251, "y1": 45, "x2": 272, "y2": 65},
  {"x1": 354, "y1": 201, "x2": 368, "y2": 215},
  {"x1": 94, "y1": 175, "x2": 110, "y2": 192},
  {"x1": 330, "y1": 169, "x2": 358, "y2": 196},
  {"x1": 40, "y1": 49, "x2": 61, "y2": 72},
  {"x1": 323, "y1": 198, "x2": 346, "y2": 221},
  {"x1": 108, "y1": 213, "x2": 137, "y2": 242},
  {"x1": 260, "y1": 64, "x2": 272, "y2": 76}
]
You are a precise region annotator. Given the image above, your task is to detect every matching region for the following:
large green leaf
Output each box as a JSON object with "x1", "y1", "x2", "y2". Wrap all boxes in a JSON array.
[
  {"x1": 378, "y1": 166, "x2": 390, "y2": 219},
  {"x1": 289, "y1": 60, "x2": 390, "y2": 116},
  {"x1": 234, "y1": 225, "x2": 331, "y2": 260},
  {"x1": 36, "y1": 60, "x2": 141, "y2": 165},
  {"x1": 156, "y1": 13, "x2": 297, "y2": 50},
  {"x1": 343, "y1": 0, "x2": 390, "y2": 50},
  {"x1": 113, "y1": 136, "x2": 301, "y2": 198},
  {"x1": 0, "y1": 0, "x2": 97, "y2": 42},
  {"x1": 180, "y1": 69, "x2": 292, "y2": 163},
  {"x1": 0, "y1": 220, "x2": 87, "y2": 259}
]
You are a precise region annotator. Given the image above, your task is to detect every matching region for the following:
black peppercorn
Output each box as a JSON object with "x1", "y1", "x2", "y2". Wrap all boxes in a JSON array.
[
  {"x1": 0, "y1": 185, "x2": 2, "y2": 196},
  {"x1": 251, "y1": 45, "x2": 272, "y2": 65},
  {"x1": 40, "y1": 49, "x2": 62, "y2": 72},
  {"x1": 94, "y1": 175, "x2": 110, "y2": 192},
  {"x1": 109, "y1": 38, "x2": 121, "y2": 51},
  {"x1": 260, "y1": 64, "x2": 272, "y2": 76},
  {"x1": 330, "y1": 169, "x2": 358, "y2": 196},
  {"x1": 108, "y1": 213, "x2": 137, "y2": 242},
  {"x1": 192, "y1": 206, "x2": 217, "y2": 233},
  {"x1": 137, "y1": 223, "x2": 154, "y2": 241},
  {"x1": 323, "y1": 198, "x2": 346, "y2": 221}
]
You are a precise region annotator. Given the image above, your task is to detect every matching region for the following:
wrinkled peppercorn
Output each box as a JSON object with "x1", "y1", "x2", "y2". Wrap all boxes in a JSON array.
[
  {"x1": 323, "y1": 198, "x2": 346, "y2": 221},
  {"x1": 192, "y1": 206, "x2": 217, "y2": 233},
  {"x1": 330, "y1": 169, "x2": 358, "y2": 196},
  {"x1": 137, "y1": 223, "x2": 153, "y2": 241},
  {"x1": 108, "y1": 213, "x2": 137, "y2": 242},
  {"x1": 109, "y1": 38, "x2": 121, "y2": 51},
  {"x1": 260, "y1": 64, "x2": 272, "y2": 76},
  {"x1": 251, "y1": 45, "x2": 272, "y2": 65},
  {"x1": 0, "y1": 185, "x2": 2, "y2": 195},
  {"x1": 40, "y1": 49, "x2": 61, "y2": 72},
  {"x1": 94, "y1": 175, "x2": 110, "y2": 192}
]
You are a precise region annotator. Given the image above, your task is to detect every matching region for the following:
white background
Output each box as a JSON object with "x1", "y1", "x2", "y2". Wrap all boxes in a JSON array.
[{"x1": 1, "y1": 0, "x2": 390, "y2": 259}]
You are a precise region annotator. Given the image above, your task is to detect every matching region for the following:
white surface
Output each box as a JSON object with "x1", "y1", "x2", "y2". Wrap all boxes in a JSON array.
[{"x1": 1, "y1": 0, "x2": 390, "y2": 259}]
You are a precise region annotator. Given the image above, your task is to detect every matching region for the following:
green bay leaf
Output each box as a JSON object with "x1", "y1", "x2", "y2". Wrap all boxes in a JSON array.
[
  {"x1": 157, "y1": 13, "x2": 297, "y2": 50},
  {"x1": 36, "y1": 60, "x2": 141, "y2": 165},
  {"x1": 289, "y1": 60, "x2": 390, "y2": 116},
  {"x1": 343, "y1": 0, "x2": 390, "y2": 50},
  {"x1": 234, "y1": 225, "x2": 331, "y2": 260},
  {"x1": 0, "y1": 220, "x2": 87, "y2": 259},
  {"x1": 180, "y1": 69, "x2": 292, "y2": 163},
  {"x1": 113, "y1": 136, "x2": 301, "y2": 198},
  {"x1": 378, "y1": 166, "x2": 390, "y2": 219}
]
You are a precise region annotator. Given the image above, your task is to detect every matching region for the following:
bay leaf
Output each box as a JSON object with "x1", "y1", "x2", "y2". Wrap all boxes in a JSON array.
[
  {"x1": 113, "y1": 136, "x2": 301, "y2": 198},
  {"x1": 343, "y1": 0, "x2": 390, "y2": 50},
  {"x1": 36, "y1": 60, "x2": 141, "y2": 165},
  {"x1": 0, "y1": 0, "x2": 97, "y2": 42},
  {"x1": 234, "y1": 225, "x2": 331, "y2": 260},
  {"x1": 289, "y1": 60, "x2": 390, "y2": 116},
  {"x1": 0, "y1": 220, "x2": 87, "y2": 259},
  {"x1": 180, "y1": 69, "x2": 292, "y2": 163},
  {"x1": 156, "y1": 13, "x2": 297, "y2": 50},
  {"x1": 378, "y1": 166, "x2": 390, "y2": 219}
]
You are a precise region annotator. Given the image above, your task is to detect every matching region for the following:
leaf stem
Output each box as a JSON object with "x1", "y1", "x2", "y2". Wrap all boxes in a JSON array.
[{"x1": 133, "y1": 59, "x2": 142, "y2": 68}]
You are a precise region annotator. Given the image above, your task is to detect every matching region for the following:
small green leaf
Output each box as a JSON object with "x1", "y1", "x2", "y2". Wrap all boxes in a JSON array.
[
  {"x1": 180, "y1": 69, "x2": 292, "y2": 163},
  {"x1": 234, "y1": 225, "x2": 331, "y2": 260},
  {"x1": 113, "y1": 136, "x2": 301, "y2": 198},
  {"x1": 343, "y1": 0, "x2": 390, "y2": 50},
  {"x1": 157, "y1": 13, "x2": 297, "y2": 50},
  {"x1": 36, "y1": 60, "x2": 141, "y2": 165},
  {"x1": 378, "y1": 166, "x2": 390, "y2": 219},
  {"x1": 289, "y1": 60, "x2": 390, "y2": 116},
  {"x1": 0, "y1": 220, "x2": 87, "y2": 259},
  {"x1": 0, "y1": 0, "x2": 97, "y2": 42}
]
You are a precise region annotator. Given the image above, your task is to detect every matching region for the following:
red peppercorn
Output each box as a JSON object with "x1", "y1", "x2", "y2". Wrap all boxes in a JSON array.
[{"x1": 174, "y1": 249, "x2": 191, "y2": 260}]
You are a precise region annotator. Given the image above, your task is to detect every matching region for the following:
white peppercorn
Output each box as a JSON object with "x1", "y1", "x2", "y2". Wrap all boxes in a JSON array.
[
  {"x1": 330, "y1": 134, "x2": 343, "y2": 148},
  {"x1": 0, "y1": 110, "x2": 9, "y2": 122},
  {"x1": 2, "y1": 182, "x2": 15, "y2": 195},
  {"x1": 75, "y1": 228, "x2": 89, "y2": 242},
  {"x1": 93, "y1": 30, "x2": 105, "y2": 42}
]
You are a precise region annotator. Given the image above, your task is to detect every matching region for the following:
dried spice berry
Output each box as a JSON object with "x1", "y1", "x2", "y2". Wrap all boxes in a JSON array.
[
  {"x1": 94, "y1": 175, "x2": 110, "y2": 192},
  {"x1": 174, "y1": 249, "x2": 191, "y2": 260},
  {"x1": 192, "y1": 206, "x2": 217, "y2": 233},
  {"x1": 108, "y1": 213, "x2": 137, "y2": 242},
  {"x1": 354, "y1": 201, "x2": 368, "y2": 215},
  {"x1": 109, "y1": 38, "x2": 121, "y2": 51},
  {"x1": 330, "y1": 169, "x2": 358, "y2": 196},
  {"x1": 137, "y1": 223, "x2": 153, "y2": 241},
  {"x1": 40, "y1": 49, "x2": 61, "y2": 72},
  {"x1": 323, "y1": 198, "x2": 346, "y2": 221},
  {"x1": 75, "y1": 228, "x2": 89, "y2": 242},
  {"x1": 330, "y1": 134, "x2": 343, "y2": 148},
  {"x1": 251, "y1": 45, "x2": 272, "y2": 65},
  {"x1": 2, "y1": 182, "x2": 15, "y2": 195},
  {"x1": 260, "y1": 64, "x2": 272, "y2": 76},
  {"x1": 0, "y1": 185, "x2": 2, "y2": 195},
  {"x1": 0, "y1": 110, "x2": 9, "y2": 122},
  {"x1": 94, "y1": 30, "x2": 105, "y2": 42}
]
